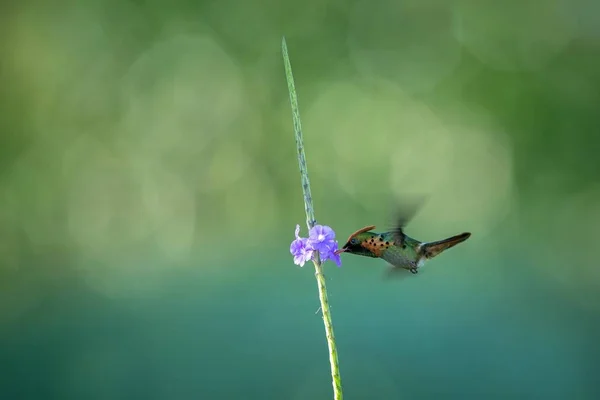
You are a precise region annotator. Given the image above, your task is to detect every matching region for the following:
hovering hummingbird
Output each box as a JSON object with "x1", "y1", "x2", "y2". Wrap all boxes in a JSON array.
[{"x1": 334, "y1": 209, "x2": 471, "y2": 274}]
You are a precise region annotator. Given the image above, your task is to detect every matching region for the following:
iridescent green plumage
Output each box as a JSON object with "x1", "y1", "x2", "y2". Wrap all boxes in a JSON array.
[{"x1": 336, "y1": 224, "x2": 471, "y2": 274}]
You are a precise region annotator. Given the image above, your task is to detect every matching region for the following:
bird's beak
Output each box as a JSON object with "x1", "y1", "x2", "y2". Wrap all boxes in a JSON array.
[{"x1": 334, "y1": 247, "x2": 346, "y2": 255}]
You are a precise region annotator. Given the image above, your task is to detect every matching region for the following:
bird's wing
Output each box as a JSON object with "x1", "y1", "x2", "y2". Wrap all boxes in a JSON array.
[{"x1": 386, "y1": 195, "x2": 427, "y2": 244}]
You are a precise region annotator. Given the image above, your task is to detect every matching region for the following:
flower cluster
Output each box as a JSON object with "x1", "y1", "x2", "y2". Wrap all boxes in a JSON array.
[{"x1": 290, "y1": 224, "x2": 342, "y2": 267}]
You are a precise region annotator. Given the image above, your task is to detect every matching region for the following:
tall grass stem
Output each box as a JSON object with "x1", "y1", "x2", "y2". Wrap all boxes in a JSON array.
[{"x1": 282, "y1": 37, "x2": 343, "y2": 400}]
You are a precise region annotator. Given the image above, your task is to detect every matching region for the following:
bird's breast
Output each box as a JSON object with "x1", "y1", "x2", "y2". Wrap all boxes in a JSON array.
[
  {"x1": 381, "y1": 246, "x2": 419, "y2": 269},
  {"x1": 360, "y1": 235, "x2": 394, "y2": 257}
]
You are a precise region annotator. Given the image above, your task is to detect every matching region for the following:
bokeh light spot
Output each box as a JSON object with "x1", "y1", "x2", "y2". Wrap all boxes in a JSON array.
[
  {"x1": 348, "y1": 0, "x2": 462, "y2": 93},
  {"x1": 453, "y1": 0, "x2": 578, "y2": 71}
]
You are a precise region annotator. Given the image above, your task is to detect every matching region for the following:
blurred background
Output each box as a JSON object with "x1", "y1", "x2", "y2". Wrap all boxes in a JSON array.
[{"x1": 1, "y1": 0, "x2": 599, "y2": 398}]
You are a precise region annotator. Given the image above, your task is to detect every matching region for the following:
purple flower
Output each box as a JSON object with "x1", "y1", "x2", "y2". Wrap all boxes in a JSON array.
[
  {"x1": 290, "y1": 224, "x2": 342, "y2": 267},
  {"x1": 320, "y1": 239, "x2": 342, "y2": 267},
  {"x1": 290, "y1": 224, "x2": 314, "y2": 267},
  {"x1": 309, "y1": 225, "x2": 336, "y2": 253}
]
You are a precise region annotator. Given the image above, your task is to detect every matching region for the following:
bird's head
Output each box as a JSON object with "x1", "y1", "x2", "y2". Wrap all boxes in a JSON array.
[{"x1": 335, "y1": 225, "x2": 378, "y2": 257}]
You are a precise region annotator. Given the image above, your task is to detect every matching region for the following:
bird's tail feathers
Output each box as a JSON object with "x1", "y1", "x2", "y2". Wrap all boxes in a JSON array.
[{"x1": 420, "y1": 232, "x2": 471, "y2": 259}]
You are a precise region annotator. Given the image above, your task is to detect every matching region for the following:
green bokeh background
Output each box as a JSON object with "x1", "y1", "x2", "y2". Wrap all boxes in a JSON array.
[{"x1": 1, "y1": 0, "x2": 599, "y2": 398}]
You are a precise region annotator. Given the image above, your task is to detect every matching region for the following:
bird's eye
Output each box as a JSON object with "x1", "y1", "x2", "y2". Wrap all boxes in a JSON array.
[{"x1": 350, "y1": 238, "x2": 358, "y2": 245}]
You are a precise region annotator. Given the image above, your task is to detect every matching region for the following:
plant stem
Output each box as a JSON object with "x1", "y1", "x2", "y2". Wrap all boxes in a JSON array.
[{"x1": 282, "y1": 36, "x2": 343, "y2": 400}]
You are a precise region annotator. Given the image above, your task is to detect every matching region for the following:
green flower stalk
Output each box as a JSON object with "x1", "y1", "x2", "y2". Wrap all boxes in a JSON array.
[{"x1": 282, "y1": 37, "x2": 344, "y2": 400}]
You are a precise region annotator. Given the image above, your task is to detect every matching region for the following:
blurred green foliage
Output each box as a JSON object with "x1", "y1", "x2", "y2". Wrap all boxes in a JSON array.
[{"x1": 1, "y1": 0, "x2": 599, "y2": 398}]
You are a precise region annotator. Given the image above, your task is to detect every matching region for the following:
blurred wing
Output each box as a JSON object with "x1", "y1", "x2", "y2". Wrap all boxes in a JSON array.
[
  {"x1": 385, "y1": 194, "x2": 428, "y2": 243},
  {"x1": 381, "y1": 263, "x2": 414, "y2": 281}
]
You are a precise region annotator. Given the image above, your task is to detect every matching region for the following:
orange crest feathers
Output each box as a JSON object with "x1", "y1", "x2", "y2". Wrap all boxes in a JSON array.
[{"x1": 344, "y1": 225, "x2": 376, "y2": 244}]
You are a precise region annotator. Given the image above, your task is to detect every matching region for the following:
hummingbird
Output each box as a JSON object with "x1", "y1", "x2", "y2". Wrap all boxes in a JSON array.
[{"x1": 334, "y1": 211, "x2": 471, "y2": 274}]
